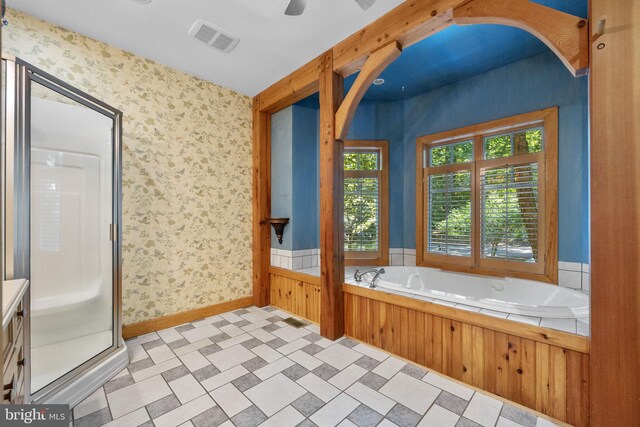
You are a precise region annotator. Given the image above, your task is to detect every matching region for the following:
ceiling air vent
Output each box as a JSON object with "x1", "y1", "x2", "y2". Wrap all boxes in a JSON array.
[{"x1": 188, "y1": 19, "x2": 239, "y2": 53}]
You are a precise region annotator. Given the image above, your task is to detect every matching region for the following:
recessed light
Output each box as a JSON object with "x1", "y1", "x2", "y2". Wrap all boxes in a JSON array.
[
  {"x1": 373, "y1": 78, "x2": 385, "y2": 86},
  {"x1": 131, "y1": 0, "x2": 152, "y2": 4}
]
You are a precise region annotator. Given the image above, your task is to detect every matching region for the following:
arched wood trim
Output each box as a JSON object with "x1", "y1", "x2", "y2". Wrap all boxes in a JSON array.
[
  {"x1": 453, "y1": 0, "x2": 589, "y2": 77},
  {"x1": 335, "y1": 41, "x2": 402, "y2": 141}
]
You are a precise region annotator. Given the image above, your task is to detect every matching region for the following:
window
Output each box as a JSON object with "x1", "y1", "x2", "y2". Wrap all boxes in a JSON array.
[
  {"x1": 344, "y1": 140, "x2": 389, "y2": 266},
  {"x1": 416, "y1": 108, "x2": 558, "y2": 282}
]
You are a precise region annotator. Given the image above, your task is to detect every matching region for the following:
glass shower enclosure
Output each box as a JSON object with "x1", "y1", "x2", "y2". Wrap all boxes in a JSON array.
[{"x1": 2, "y1": 57, "x2": 126, "y2": 404}]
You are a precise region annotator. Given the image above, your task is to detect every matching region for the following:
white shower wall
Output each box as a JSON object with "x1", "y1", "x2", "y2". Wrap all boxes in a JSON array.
[{"x1": 30, "y1": 95, "x2": 114, "y2": 392}]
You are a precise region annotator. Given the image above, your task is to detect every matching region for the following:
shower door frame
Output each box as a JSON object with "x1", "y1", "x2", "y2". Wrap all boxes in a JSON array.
[{"x1": 3, "y1": 56, "x2": 123, "y2": 403}]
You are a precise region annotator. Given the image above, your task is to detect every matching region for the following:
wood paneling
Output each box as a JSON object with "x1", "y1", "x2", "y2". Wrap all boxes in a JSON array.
[
  {"x1": 345, "y1": 284, "x2": 588, "y2": 353},
  {"x1": 319, "y1": 50, "x2": 345, "y2": 340},
  {"x1": 269, "y1": 270, "x2": 321, "y2": 324},
  {"x1": 344, "y1": 290, "x2": 589, "y2": 425},
  {"x1": 590, "y1": 0, "x2": 640, "y2": 425},
  {"x1": 122, "y1": 297, "x2": 254, "y2": 339},
  {"x1": 252, "y1": 96, "x2": 271, "y2": 307}
]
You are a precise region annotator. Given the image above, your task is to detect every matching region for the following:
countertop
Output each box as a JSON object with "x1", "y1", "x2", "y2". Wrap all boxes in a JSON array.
[{"x1": 2, "y1": 279, "x2": 29, "y2": 329}]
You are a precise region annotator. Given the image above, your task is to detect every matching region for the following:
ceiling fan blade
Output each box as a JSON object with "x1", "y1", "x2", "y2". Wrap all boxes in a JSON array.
[
  {"x1": 354, "y1": 0, "x2": 377, "y2": 10},
  {"x1": 285, "y1": 0, "x2": 307, "y2": 16}
]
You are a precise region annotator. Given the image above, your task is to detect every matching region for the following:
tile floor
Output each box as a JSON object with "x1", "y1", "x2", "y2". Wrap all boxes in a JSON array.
[{"x1": 73, "y1": 306, "x2": 560, "y2": 427}]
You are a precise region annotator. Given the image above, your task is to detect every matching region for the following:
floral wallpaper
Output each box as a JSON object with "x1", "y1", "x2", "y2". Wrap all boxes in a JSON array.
[{"x1": 4, "y1": 9, "x2": 254, "y2": 324}]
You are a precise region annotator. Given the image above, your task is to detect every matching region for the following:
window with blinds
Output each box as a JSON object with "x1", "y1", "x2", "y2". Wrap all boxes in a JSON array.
[
  {"x1": 344, "y1": 141, "x2": 389, "y2": 265},
  {"x1": 427, "y1": 170, "x2": 472, "y2": 257},
  {"x1": 417, "y1": 108, "x2": 558, "y2": 280},
  {"x1": 480, "y1": 163, "x2": 539, "y2": 262}
]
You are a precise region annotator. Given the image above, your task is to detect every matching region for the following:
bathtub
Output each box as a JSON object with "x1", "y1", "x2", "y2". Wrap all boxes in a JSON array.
[{"x1": 345, "y1": 266, "x2": 589, "y2": 319}]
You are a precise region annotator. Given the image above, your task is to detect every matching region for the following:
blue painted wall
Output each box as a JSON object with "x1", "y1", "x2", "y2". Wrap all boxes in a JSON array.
[
  {"x1": 270, "y1": 107, "x2": 294, "y2": 249},
  {"x1": 402, "y1": 50, "x2": 589, "y2": 262},
  {"x1": 271, "y1": 103, "x2": 320, "y2": 250},
  {"x1": 273, "y1": 50, "x2": 589, "y2": 263},
  {"x1": 291, "y1": 103, "x2": 320, "y2": 250}
]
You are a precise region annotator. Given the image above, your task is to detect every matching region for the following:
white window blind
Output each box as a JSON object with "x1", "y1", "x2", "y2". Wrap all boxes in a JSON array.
[
  {"x1": 426, "y1": 170, "x2": 472, "y2": 257},
  {"x1": 480, "y1": 162, "x2": 539, "y2": 262}
]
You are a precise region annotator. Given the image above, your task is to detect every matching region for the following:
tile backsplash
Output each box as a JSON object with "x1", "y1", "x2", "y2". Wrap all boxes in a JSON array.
[{"x1": 558, "y1": 261, "x2": 590, "y2": 293}]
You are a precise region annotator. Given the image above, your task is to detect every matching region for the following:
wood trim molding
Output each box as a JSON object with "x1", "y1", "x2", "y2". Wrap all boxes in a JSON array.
[
  {"x1": 253, "y1": 96, "x2": 271, "y2": 307},
  {"x1": 122, "y1": 297, "x2": 254, "y2": 339},
  {"x1": 415, "y1": 108, "x2": 558, "y2": 283},
  {"x1": 335, "y1": 42, "x2": 402, "y2": 140},
  {"x1": 343, "y1": 284, "x2": 589, "y2": 354},
  {"x1": 319, "y1": 50, "x2": 345, "y2": 340},
  {"x1": 332, "y1": 0, "x2": 457, "y2": 77},
  {"x1": 452, "y1": 0, "x2": 589, "y2": 77},
  {"x1": 258, "y1": 54, "x2": 323, "y2": 113},
  {"x1": 344, "y1": 140, "x2": 390, "y2": 266}
]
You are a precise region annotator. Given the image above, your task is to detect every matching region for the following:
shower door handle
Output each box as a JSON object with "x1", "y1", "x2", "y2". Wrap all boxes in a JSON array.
[{"x1": 110, "y1": 224, "x2": 118, "y2": 241}]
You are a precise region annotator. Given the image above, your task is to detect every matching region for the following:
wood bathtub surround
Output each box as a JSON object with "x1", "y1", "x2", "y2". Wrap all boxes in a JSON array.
[
  {"x1": 343, "y1": 285, "x2": 589, "y2": 426},
  {"x1": 267, "y1": 268, "x2": 590, "y2": 425}
]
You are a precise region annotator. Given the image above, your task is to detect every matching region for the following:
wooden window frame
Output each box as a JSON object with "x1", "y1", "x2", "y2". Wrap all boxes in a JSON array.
[
  {"x1": 344, "y1": 140, "x2": 389, "y2": 266},
  {"x1": 416, "y1": 108, "x2": 558, "y2": 283}
]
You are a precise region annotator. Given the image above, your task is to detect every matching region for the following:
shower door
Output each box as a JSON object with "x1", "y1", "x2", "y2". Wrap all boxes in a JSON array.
[{"x1": 3, "y1": 58, "x2": 123, "y2": 401}]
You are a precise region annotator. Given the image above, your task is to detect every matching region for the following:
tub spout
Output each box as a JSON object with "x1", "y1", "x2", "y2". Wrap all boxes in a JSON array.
[{"x1": 354, "y1": 267, "x2": 385, "y2": 288}]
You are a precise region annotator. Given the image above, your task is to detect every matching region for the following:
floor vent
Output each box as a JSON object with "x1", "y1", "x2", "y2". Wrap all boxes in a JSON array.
[
  {"x1": 283, "y1": 317, "x2": 307, "y2": 328},
  {"x1": 188, "y1": 19, "x2": 239, "y2": 53}
]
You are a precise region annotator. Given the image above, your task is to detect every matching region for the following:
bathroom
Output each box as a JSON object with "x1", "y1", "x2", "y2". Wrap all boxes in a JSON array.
[{"x1": 1, "y1": 0, "x2": 638, "y2": 426}]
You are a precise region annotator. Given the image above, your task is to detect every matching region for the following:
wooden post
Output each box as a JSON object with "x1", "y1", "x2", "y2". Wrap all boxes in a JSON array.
[
  {"x1": 252, "y1": 96, "x2": 271, "y2": 307},
  {"x1": 590, "y1": 0, "x2": 640, "y2": 424},
  {"x1": 319, "y1": 51, "x2": 345, "y2": 340}
]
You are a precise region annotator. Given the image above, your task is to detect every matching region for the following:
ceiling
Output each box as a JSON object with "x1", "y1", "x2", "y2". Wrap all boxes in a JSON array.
[
  {"x1": 346, "y1": 0, "x2": 588, "y2": 101},
  {"x1": 7, "y1": 0, "x2": 404, "y2": 97}
]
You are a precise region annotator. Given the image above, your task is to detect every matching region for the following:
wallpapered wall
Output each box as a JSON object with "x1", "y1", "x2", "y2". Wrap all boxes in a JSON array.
[{"x1": 4, "y1": 9, "x2": 254, "y2": 324}]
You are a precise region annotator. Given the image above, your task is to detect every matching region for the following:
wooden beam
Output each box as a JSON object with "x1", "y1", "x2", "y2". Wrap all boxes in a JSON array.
[
  {"x1": 335, "y1": 42, "x2": 402, "y2": 140},
  {"x1": 333, "y1": 0, "x2": 456, "y2": 77},
  {"x1": 252, "y1": 96, "x2": 271, "y2": 307},
  {"x1": 319, "y1": 50, "x2": 345, "y2": 340},
  {"x1": 453, "y1": 0, "x2": 589, "y2": 77},
  {"x1": 258, "y1": 54, "x2": 323, "y2": 113},
  {"x1": 590, "y1": 0, "x2": 640, "y2": 424}
]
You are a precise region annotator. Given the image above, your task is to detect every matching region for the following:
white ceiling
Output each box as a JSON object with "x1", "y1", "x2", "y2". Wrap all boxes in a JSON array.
[{"x1": 7, "y1": 0, "x2": 405, "y2": 97}]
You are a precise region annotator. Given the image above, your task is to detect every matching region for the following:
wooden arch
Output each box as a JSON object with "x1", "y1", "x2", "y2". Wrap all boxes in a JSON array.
[
  {"x1": 253, "y1": 0, "x2": 589, "y2": 337},
  {"x1": 334, "y1": 0, "x2": 588, "y2": 140}
]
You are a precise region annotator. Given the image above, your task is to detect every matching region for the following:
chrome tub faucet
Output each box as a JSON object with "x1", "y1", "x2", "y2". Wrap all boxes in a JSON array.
[{"x1": 354, "y1": 267, "x2": 385, "y2": 288}]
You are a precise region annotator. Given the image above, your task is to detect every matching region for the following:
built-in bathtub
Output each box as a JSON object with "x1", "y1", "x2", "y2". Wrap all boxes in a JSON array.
[
  {"x1": 345, "y1": 266, "x2": 589, "y2": 319},
  {"x1": 269, "y1": 264, "x2": 590, "y2": 424}
]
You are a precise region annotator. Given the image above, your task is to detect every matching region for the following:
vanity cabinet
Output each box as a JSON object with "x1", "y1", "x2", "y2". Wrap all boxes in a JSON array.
[{"x1": 2, "y1": 279, "x2": 29, "y2": 404}]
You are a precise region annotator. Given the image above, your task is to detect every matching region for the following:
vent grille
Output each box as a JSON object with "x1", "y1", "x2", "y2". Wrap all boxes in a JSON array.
[
  {"x1": 283, "y1": 317, "x2": 307, "y2": 328},
  {"x1": 188, "y1": 19, "x2": 239, "y2": 53},
  {"x1": 194, "y1": 25, "x2": 218, "y2": 44}
]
